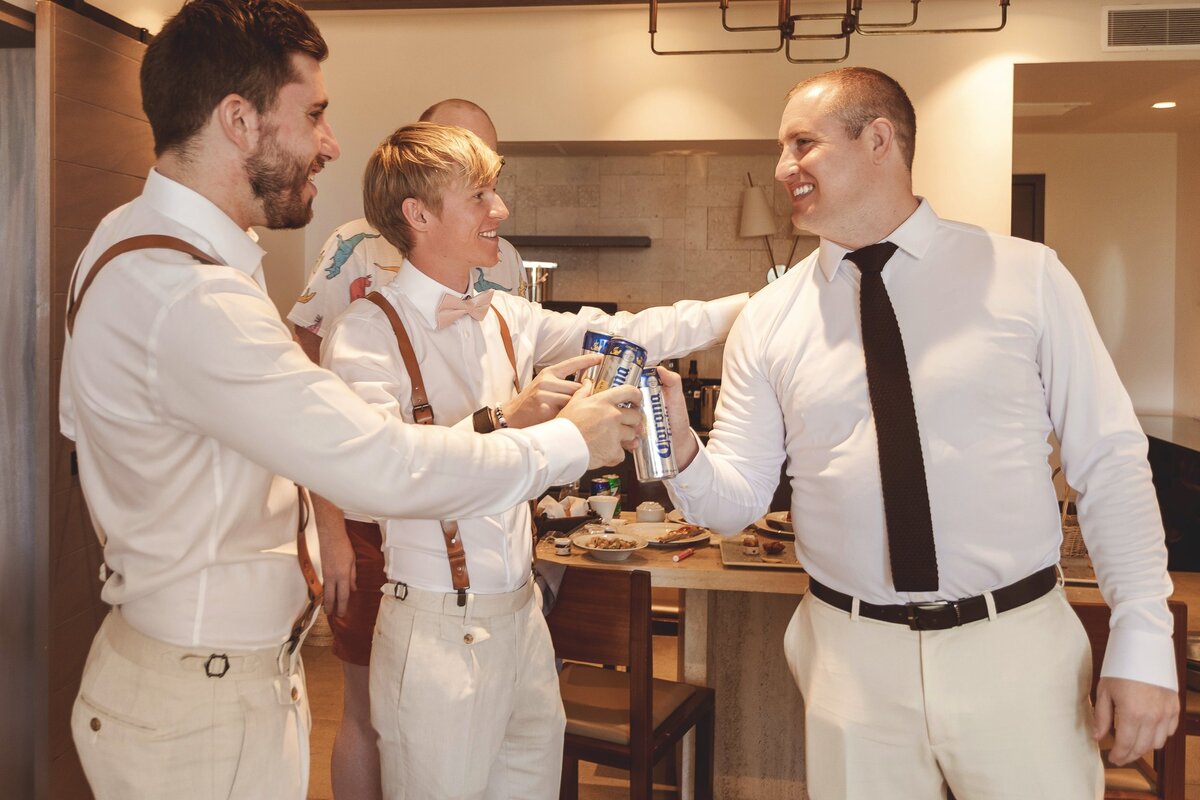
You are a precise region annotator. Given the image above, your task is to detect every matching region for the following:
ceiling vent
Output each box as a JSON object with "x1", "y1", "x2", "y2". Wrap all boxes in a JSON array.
[{"x1": 1103, "y1": 4, "x2": 1200, "y2": 50}]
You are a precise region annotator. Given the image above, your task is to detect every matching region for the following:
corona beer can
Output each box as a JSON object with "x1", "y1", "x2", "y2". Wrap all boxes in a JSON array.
[
  {"x1": 592, "y1": 337, "x2": 647, "y2": 394},
  {"x1": 579, "y1": 331, "x2": 611, "y2": 383},
  {"x1": 633, "y1": 370, "x2": 678, "y2": 482}
]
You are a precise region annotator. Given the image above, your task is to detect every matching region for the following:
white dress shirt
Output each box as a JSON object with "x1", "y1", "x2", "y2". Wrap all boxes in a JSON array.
[
  {"x1": 668, "y1": 200, "x2": 1175, "y2": 689},
  {"x1": 286, "y1": 217, "x2": 524, "y2": 336},
  {"x1": 60, "y1": 170, "x2": 586, "y2": 650},
  {"x1": 323, "y1": 262, "x2": 748, "y2": 593}
]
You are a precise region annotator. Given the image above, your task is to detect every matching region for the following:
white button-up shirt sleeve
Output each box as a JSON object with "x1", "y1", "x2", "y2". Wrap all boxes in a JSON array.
[
  {"x1": 523, "y1": 294, "x2": 749, "y2": 368},
  {"x1": 1039, "y1": 253, "x2": 1175, "y2": 688},
  {"x1": 666, "y1": 307, "x2": 788, "y2": 534},
  {"x1": 158, "y1": 273, "x2": 587, "y2": 521}
]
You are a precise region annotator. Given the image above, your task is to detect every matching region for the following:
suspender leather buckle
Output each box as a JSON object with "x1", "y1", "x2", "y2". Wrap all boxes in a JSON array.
[
  {"x1": 204, "y1": 653, "x2": 231, "y2": 678},
  {"x1": 412, "y1": 403, "x2": 434, "y2": 425}
]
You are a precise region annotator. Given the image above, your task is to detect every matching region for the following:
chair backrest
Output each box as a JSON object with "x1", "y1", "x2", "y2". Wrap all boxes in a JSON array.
[
  {"x1": 546, "y1": 566, "x2": 652, "y2": 668},
  {"x1": 545, "y1": 566, "x2": 654, "y2": 753},
  {"x1": 1070, "y1": 599, "x2": 1187, "y2": 800}
]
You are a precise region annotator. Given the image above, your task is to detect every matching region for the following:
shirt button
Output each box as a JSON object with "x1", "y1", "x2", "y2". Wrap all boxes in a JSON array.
[
  {"x1": 90, "y1": 718, "x2": 101, "y2": 732},
  {"x1": 291, "y1": 686, "x2": 300, "y2": 701},
  {"x1": 463, "y1": 633, "x2": 474, "y2": 644}
]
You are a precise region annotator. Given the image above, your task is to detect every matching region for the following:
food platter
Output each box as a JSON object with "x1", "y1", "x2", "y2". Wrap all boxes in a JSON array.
[
  {"x1": 570, "y1": 530, "x2": 650, "y2": 562},
  {"x1": 625, "y1": 522, "x2": 711, "y2": 549},
  {"x1": 752, "y1": 511, "x2": 795, "y2": 540},
  {"x1": 718, "y1": 538, "x2": 804, "y2": 570}
]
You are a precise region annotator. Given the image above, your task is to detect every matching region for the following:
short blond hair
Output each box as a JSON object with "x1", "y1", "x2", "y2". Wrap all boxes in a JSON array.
[{"x1": 362, "y1": 122, "x2": 503, "y2": 254}]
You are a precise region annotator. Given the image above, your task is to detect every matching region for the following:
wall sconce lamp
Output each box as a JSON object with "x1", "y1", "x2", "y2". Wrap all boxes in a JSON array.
[
  {"x1": 739, "y1": 173, "x2": 778, "y2": 272},
  {"x1": 649, "y1": 0, "x2": 1011, "y2": 64}
]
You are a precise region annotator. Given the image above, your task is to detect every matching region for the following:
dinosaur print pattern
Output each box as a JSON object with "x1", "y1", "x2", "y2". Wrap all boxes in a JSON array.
[
  {"x1": 324, "y1": 232, "x2": 381, "y2": 280},
  {"x1": 474, "y1": 268, "x2": 512, "y2": 294}
]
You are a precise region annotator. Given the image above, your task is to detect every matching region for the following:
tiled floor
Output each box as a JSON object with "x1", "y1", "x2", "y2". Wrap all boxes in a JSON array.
[{"x1": 303, "y1": 634, "x2": 681, "y2": 800}]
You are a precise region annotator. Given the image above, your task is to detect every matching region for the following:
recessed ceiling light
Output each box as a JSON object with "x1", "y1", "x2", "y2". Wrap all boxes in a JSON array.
[{"x1": 1152, "y1": 101, "x2": 1177, "y2": 110}]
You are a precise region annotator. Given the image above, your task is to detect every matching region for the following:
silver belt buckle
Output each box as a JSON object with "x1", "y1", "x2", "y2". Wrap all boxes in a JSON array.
[{"x1": 905, "y1": 600, "x2": 959, "y2": 631}]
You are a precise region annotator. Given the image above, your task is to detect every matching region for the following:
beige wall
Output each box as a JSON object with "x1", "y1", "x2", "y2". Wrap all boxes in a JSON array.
[
  {"x1": 1176, "y1": 132, "x2": 1200, "y2": 418},
  {"x1": 499, "y1": 152, "x2": 814, "y2": 378},
  {"x1": 1013, "y1": 133, "x2": 1178, "y2": 414}
]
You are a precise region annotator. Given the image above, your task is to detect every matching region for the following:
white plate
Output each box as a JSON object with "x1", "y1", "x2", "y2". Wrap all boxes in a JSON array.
[
  {"x1": 626, "y1": 521, "x2": 711, "y2": 548},
  {"x1": 764, "y1": 511, "x2": 793, "y2": 532},
  {"x1": 666, "y1": 509, "x2": 686, "y2": 524},
  {"x1": 570, "y1": 530, "x2": 650, "y2": 562}
]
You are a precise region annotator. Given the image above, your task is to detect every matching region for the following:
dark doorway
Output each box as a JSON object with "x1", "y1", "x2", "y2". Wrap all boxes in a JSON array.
[{"x1": 1011, "y1": 174, "x2": 1045, "y2": 243}]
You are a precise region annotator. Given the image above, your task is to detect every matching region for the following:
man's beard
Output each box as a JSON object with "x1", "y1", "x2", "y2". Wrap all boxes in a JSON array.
[{"x1": 247, "y1": 132, "x2": 316, "y2": 230}]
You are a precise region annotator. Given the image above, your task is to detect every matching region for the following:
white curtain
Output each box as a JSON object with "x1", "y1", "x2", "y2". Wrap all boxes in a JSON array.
[{"x1": 0, "y1": 46, "x2": 37, "y2": 797}]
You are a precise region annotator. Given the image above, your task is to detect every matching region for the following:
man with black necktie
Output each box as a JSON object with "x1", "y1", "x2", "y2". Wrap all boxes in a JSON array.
[{"x1": 660, "y1": 67, "x2": 1176, "y2": 799}]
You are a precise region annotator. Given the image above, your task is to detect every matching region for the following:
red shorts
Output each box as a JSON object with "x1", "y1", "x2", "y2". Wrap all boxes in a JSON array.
[{"x1": 327, "y1": 519, "x2": 386, "y2": 666}]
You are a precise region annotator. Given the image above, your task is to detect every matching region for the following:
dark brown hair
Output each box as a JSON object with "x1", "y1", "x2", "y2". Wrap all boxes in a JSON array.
[
  {"x1": 787, "y1": 67, "x2": 917, "y2": 170},
  {"x1": 141, "y1": 0, "x2": 328, "y2": 157}
]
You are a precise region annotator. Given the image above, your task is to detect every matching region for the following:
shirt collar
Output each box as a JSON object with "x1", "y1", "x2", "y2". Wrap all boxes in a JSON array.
[
  {"x1": 816, "y1": 197, "x2": 939, "y2": 282},
  {"x1": 140, "y1": 168, "x2": 266, "y2": 275},
  {"x1": 388, "y1": 260, "x2": 483, "y2": 329}
]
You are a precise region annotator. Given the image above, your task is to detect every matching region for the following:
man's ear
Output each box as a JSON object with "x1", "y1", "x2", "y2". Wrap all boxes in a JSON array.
[
  {"x1": 213, "y1": 93, "x2": 259, "y2": 153},
  {"x1": 864, "y1": 117, "x2": 896, "y2": 166},
  {"x1": 402, "y1": 197, "x2": 432, "y2": 231}
]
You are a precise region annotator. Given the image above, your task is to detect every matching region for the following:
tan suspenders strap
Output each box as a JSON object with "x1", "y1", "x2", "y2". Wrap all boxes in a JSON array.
[
  {"x1": 489, "y1": 306, "x2": 520, "y2": 394},
  {"x1": 66, "y1": 235, "x2": 220, "y2": 335},
  {"x1": 285, "y1": 485, "x2": 325, "y2": 657},
  {"x1": 64, "y1": 234, "x2": 324, "y2": 649},
  {"x1": 364, "y1": 290, "x2": 470, "y2": 599},
  {"x1": 365, "y1": 291, "x2": 434, "y2": 424}
]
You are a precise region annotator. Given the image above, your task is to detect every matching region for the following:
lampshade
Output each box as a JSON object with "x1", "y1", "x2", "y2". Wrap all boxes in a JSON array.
[{"x1": 739, "y1": 185, "x2": 776, "y2": 239}]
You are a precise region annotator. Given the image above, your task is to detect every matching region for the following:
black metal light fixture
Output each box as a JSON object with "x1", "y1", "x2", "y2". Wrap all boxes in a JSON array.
[{"x1": 649, "y1": 0, "x2": 1011, "y2": 64}]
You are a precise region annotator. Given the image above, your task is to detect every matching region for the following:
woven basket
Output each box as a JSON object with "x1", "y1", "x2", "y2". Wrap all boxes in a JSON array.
[{"x1": 1060, "y1": 514, "x2": 1088, "y2": 559}]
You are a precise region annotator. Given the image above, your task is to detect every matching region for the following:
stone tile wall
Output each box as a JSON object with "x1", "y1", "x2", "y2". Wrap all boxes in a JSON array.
[{"x1": 498, "y1": 154, "x2": 818, "y2": 378}]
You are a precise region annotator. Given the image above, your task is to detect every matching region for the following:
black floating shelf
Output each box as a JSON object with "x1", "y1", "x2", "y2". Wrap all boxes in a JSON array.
[{"x1": 505, "y1": 235, "x2": 651, "y2": 249}]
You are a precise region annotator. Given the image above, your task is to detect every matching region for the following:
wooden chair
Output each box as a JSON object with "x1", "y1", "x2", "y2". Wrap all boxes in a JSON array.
[
  {"x1": 1070, "y1": 600, "x2": 1187, "y2": 800},
  {"x1": 545, "y1": 566, "x2": 716, "y2": 800}
]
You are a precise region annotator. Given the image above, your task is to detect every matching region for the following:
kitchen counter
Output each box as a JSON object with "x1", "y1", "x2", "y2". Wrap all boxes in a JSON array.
[{"x1": 1139, "y1": 414, "x2": 1200, "y2": 455}]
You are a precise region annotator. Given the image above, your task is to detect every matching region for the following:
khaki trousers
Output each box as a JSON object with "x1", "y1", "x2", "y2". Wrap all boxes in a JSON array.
[
  {"x1": 71, "y1": 610, "x2": 310, "y2": 800},
  {"x1": 785, "y1": 586, "x2": 1103, "y2": 800},
  {"x1": 370, "y1": 581, "x2": 565, "y2": 800}
]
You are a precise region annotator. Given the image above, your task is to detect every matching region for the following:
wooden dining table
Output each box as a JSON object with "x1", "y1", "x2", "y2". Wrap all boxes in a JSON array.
[{"x1": 536, "y1": 522, "x2": 1200, "y2": 799}]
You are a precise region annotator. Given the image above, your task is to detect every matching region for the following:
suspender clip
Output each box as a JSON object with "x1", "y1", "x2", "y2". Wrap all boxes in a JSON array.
[{"x1": 457, "y1": 588, "x2": 468, "y2": 607}]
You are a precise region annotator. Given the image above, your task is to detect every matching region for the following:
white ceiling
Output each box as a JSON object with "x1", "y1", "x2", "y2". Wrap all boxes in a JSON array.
[{"x1": 1014, "y1": 60, "x2": 1200, "y2": 135}]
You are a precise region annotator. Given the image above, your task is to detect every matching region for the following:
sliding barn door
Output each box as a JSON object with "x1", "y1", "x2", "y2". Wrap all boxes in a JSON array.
[{"x1": 35, "y1": 2, "x2": 151, "y2": 795}]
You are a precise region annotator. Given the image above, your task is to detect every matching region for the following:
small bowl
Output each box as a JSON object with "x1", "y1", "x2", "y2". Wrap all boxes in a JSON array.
[
  {"x1": 571, "y1": 530, "x2": 649, "y2": 562},
  {"x1": 587, "y1": 494, "x2": 620, "y2": 522},
  {"x1": 635, "y1": 502, "x2": 666, "y2": 523}
]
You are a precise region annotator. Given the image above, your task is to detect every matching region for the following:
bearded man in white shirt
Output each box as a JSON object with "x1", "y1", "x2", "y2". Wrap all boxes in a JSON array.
[
  {"x1": 320, "y1": 122, "x2": 747, "y2": 800},
  {"x1": 58, "y1": 1, "x2": 641, "y2": 797},
  {"x1": 287, "y1": 98, "x2": 528, "y2": 800},
  {"x1": 659, "y1": 66, "x2": 1178, "y2": 799}
]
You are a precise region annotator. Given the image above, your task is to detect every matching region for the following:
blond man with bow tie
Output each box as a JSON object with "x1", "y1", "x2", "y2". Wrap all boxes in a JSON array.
[{"x1": 320, "y1": 122, "x2": 747, "y2": 800}]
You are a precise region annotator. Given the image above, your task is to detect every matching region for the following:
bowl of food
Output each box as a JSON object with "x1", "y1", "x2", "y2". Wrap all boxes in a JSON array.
[{"x1": 571, "y1": 530, "x2": 649, "y2": 562}]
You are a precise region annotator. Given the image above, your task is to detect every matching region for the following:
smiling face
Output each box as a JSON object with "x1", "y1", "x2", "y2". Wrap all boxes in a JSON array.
[
  {"x1": 774, "y1": 82, "x2": 881, "y2": 246},
  {"x1": 423, "y1": 179, "x2": 508, "y2": 273},
  {"x1": 247, "y1": 54, "x2": 340, "y2": 229}
]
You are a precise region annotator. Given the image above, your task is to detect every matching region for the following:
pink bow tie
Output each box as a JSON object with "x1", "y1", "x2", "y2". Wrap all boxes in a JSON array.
[{"x1": 436, "y1": 289, "x2": 494, "y2": 329}]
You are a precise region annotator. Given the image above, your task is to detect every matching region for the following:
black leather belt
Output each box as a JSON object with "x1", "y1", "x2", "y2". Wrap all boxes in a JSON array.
[{"x1": 808, "y1": 565, "x2": 1058, "y2": 631}]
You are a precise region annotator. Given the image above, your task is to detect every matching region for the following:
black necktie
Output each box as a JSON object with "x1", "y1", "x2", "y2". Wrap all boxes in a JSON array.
[{"x1": 845, "y1": 242, "x2": 939, "y2": 592}]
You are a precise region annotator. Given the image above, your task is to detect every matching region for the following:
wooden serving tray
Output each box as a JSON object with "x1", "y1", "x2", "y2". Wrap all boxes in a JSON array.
[{"x1": 719, "y1": 539, "x2": 805, "y2": 571}]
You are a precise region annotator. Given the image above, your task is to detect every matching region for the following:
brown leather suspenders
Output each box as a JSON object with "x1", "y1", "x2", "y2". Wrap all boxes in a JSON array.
[
  {"x1": 66, "y1": 235, "x2": 324, "y2": 639},
  {"x1": 364, "y1": 290, "x2": 519, "y2": 605}
]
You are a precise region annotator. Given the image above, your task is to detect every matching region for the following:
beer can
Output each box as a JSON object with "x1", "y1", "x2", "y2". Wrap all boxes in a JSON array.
[
  {"x1": 592, "y1": 337, "x2": 647, "y2": 394},
  {"x1": 589, "y1": 478, "x2": 612, "y2": 497},
  {"x1": 579, "y1": 331, "x2": 611, "y2": 383},
  {"x1": 634, "y1": 370, "x2": 679, "y2": 482},
  {"x1": 603, "y1": 473, "x2": 622, "y2": 514}
]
